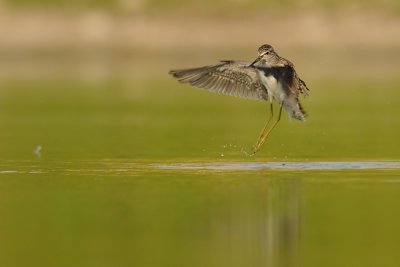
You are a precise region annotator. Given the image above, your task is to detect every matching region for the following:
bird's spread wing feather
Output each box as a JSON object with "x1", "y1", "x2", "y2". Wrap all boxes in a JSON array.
[
  {"x1": 298, "y1": 78, "x2": 310, "y2": 96},
  {"x1": 169, "y1": 61, "x2": 268, "y2": 100},
  {"x1": 278, "y1": 59, "x2": 310, "y2": 97}
]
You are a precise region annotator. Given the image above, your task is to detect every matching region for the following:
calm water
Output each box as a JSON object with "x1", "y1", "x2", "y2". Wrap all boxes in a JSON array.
[{"x1": 1, "y1": 79, "x2": 400, "y2": 266}]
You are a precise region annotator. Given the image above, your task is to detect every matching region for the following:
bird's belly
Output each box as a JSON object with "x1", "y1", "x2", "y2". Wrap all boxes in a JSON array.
[{"x1": 261, "y1": 75, "x2": 286, "y2": 103}]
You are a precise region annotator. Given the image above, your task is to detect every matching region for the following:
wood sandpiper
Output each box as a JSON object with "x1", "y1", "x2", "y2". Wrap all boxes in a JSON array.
[{"x1": 169, "y1": 44, "x2": 309, "y2": 155}]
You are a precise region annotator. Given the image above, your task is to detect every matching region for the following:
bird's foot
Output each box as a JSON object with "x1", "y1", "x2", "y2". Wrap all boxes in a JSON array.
[
  {"x1": 251, "y1": 144, "x2": 261, "y2": 155},
  {"x1": 240, "y1": 147, "x2": 256, "y2": 157}
]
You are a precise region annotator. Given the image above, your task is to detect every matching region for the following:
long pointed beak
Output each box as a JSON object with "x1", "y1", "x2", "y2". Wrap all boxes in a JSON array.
[{"x1": 249, "y1": 55, "x2": 262, "y2": 67}]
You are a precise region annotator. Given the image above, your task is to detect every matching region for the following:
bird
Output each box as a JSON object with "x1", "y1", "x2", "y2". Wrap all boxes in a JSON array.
[{"x1": 169, "y1": 44, "x2": 309, "y2": 154}]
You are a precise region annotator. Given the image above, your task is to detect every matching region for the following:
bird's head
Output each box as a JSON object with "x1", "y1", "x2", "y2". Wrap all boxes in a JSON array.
[{"x1": 249, "y1": 44, "x2": 276, "y2": 67}]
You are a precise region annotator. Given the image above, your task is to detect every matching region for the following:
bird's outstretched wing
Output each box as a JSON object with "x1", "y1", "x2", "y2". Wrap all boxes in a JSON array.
[{"x1": 169, "y1": 60, "x2": 268, "y2": 100}]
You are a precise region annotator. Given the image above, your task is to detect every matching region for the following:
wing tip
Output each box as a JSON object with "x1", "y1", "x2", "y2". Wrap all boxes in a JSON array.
[
  {"x1": 169, "y1": 70, "x2": 188, "y2": 83},
  {"x1": 168, "y1": 69, "x2": 179, "y2": 77}
]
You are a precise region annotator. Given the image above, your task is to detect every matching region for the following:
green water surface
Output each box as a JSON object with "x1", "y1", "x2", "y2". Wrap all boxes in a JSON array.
[{"x1": 1, "y1": 79, "x2": 400, "y2": 266}]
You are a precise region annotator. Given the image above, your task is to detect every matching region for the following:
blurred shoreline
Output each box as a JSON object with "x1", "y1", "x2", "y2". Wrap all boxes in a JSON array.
[{"x1": 0, "y1": 8, "x2": 399, "y2": 81}]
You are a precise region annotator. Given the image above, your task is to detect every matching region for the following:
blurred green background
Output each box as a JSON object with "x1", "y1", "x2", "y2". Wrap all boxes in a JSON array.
[{"x1": 1, "y1": 1, "x2": 400, "y2": 267}]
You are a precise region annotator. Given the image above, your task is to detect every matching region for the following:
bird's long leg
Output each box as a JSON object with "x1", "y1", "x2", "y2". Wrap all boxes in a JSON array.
[
  {"x1": 252, "y1": 102, "x2": 274, "y2": 150},
  {"x1": 252, "y1": 103, "x2": 284, "y2": 154}
]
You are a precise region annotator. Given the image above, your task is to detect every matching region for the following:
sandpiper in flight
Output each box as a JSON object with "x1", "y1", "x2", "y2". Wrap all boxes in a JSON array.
[{"x1": 169, "y1": 44, "x2": 309, "y2": 154}]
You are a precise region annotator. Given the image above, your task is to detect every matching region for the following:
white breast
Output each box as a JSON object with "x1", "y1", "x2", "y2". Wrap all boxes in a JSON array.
[{"x1": 260, "y1": 74, "x2": 286, "y2": 103}]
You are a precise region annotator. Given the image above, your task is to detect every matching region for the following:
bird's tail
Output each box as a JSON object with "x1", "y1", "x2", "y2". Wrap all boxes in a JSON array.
[
  {"x1": 294, "y1": 102, "x2": 307, "y2": 121},
  {"x1": 285, "y1": 99, "x2": 307, "y2": 121}
]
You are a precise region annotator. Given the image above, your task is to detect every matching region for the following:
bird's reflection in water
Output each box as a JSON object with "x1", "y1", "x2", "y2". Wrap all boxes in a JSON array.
[
  {"x1": 198, "y1": 177, "x2": 301, "y2": 267},
  {"x1": 265, "y1": 177, "x2": 301, "y2": 267}
]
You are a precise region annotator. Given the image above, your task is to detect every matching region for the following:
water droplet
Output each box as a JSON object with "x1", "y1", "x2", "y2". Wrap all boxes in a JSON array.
[{"x1": 34, "y1": 145, "x2": 42, "y2": 158}]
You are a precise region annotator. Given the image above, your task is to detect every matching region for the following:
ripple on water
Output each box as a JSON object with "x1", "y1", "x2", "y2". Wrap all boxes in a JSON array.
[{"x1": 153, "y1": 161, "x2": 400, "y2": 171}]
